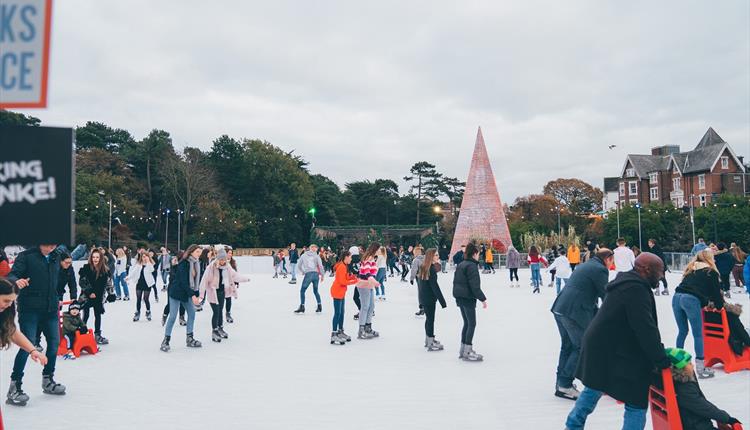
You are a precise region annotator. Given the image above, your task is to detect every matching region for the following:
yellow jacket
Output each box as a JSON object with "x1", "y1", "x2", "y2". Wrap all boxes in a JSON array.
[
  {"x1": 485, "y1": 249, "x2": 494, "y2": 263},
  {"x1": 568, "y1": 245, "x2": 581, "y2": 264}
]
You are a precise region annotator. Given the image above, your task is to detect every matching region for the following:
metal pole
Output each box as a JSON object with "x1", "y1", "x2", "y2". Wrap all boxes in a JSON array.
[
  {"x1": 616, "y1": 202, "x2": 620, "y2": 238},
  {"x1": 689, "y1": 195, "x2": 696, "y2": 246},
  {"x1": 177, "y1": 210, "x2": 181, "y2": 252},
  {"x1": 108, "y1": 197, "x2": 112, "y2": 250},
  {"x1": 165, "y1": 209, "x2": 170, "y2": 250},
  {"x1": 637, "y1": 205, "x2": 642, "y2": 250},
  {"x1": 713, "y1": 205, "x2": 718, "y2": 243},
  {"x1": 557, "y1": 206, "x2": 561, "y2": 238}
]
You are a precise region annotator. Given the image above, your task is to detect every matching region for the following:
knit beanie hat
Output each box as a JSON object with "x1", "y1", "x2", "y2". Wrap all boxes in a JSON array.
[
  {"x1": 68, "y1": 302, "x2": 80, "y2": 312},
  {"x1": 216, "y1": 248, "x2": 228, "y2": 261},
  {"x1": 665, "y1": 347, "x2": 692, "y2": 369}
]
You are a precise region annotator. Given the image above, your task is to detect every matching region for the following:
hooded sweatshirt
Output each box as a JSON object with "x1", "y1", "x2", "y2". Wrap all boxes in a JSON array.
[
  {"x1": 410, "y1": 255, "x2": 425, "y2": 283},
  {"x1": 297, "y1": 250, "x2": 324, "y2": 275}
]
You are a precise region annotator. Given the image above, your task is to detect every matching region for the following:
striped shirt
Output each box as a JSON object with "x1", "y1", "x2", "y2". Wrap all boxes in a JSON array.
[{"x1": 359, "y1": 259, "x2": 378, "y2": 279}]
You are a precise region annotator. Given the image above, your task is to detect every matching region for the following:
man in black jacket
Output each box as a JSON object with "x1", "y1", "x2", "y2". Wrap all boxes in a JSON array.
[
  {"x1": 550, "y1": 248, "x2": 613, "y2": 400},
  {"x1": 564, "y1": 253, "x2": 671, "y2": 430},
  {"x1": 7, "y1": 245, "x2": 67, "y2": 406},
  {"x1": 56, "y1": 252, "x2": 77, "y2": 301},
  {"x1": 648, "y1": 239, "x2": 669, "y2": 295}
]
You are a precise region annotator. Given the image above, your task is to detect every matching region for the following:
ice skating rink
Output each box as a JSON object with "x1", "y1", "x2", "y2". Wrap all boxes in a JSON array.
[{"x1": 2, "y1": 259, "x2": 749, "y2": 429}]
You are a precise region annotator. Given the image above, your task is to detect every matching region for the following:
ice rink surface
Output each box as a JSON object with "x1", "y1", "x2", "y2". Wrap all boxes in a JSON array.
[{"x1": 2, "y1": 259, "x2": 749, "y2": 430}]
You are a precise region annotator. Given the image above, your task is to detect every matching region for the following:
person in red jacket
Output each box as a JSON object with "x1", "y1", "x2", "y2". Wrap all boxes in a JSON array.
[
  {"x1": 330, "y1": 251, "x2": 358, "y2": 345},
  {"x1": 0, "y1": 249, "x2": 10, "y2": 277}
]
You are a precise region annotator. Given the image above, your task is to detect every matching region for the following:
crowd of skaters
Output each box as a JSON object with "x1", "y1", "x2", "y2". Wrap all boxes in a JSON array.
[{"x1": 1, "y1": 235, "x2": 749, "y2": 429}]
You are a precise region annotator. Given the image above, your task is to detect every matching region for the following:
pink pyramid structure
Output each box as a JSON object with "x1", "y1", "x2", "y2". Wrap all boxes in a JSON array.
[{"x1": 450, "y1": 127, "x2": 513, "y2": 256}]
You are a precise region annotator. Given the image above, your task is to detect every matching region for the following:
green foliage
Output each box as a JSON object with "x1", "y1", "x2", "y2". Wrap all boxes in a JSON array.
[
  {"x1": 0, "y1": 110, "x2": 41, "y2": 126},
  {"x1": 75, "y1": 122, "x2": 135, "y2": 153}
]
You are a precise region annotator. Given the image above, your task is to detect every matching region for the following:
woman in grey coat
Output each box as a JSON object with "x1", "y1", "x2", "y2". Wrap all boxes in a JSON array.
[{"x1": 506, "y1": 246, "x2": 521, "y2": 288}]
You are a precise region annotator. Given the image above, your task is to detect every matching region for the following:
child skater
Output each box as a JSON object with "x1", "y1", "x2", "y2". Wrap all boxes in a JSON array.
[
  {"x1": 665, "y1": 347, "x2": 742, "y2": 429},
  {"x1": 330, "y1": 251, "x2": 358, "y2": 345},
  {"x1": 61, "y1": 303, "x2": 87, "y2": 360}
]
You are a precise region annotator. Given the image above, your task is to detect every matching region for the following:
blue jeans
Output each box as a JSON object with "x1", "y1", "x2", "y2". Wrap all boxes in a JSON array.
[
  {"x1": 332, "y1": 298, "x2": 345, "y2": 331},
  {"x1": 358, "y1": 287, "x2": 375, "y2": 325},
  {"x1": 114, "y1": 272, "x2": 130, "y2": 298},
  {"x1": 290, "y1": 263, "x2": 297, "y2": 281},
  {"x1": 160, "y1": 269, "x2": 169, "y2": 287},
  {"x1": 530, "y1": 263, "x2": 542, "y2": 288},
  {"x1": 375, "y1": 268, "x2": 386, "y2": 296},
  {"x1": 556, "y1": 277, "x2": 568, "y2": 295},
  {"x1": 12, "y1": 310, "x2": 59, "y2": 381},
  {"x1": 672, "y1": 292, "x2": 704, "y2": 359},
  {"x1": 554, "y1": 314, "x2": 584, "y2": 388},
  {"x1": 299, "y1": 272, "x2": 321, "y2": 305},
  {"x1": 565, "y1": 386, "x2": 647, "y2": 430},
  {"x1": 164, "y1": 297, "x2": 196, "y2": 336}
]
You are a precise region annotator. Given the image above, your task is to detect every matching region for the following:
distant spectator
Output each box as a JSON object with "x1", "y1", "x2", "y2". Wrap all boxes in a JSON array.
[{"x1": 690, "y1": 238, "x2": 708, "y2": 256}]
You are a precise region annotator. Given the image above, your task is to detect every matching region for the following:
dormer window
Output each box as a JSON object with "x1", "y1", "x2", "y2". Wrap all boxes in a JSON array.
[
  {"x1": 626, "y1": 168, "x2": 635, "y2": 177},
  {"x1": 721, "y1": 156, "x2": 729, "y2": 169}
]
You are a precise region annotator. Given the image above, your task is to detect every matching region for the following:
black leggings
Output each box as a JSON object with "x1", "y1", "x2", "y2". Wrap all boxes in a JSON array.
[
  {"x1": 401, "y1": 264, "x2": 409, "y2": 280},
  {"x1": 423, "y1": 299, "x2": 436, "y2": 337},
  {"x1": 720, "y1": 272, "x2": 731, "y2": 292},
  {"x1": 509, "y1": 268, "x2": 519, "y2": 282},
  {"x1": 83, "y1": 304, "x2": 103, "y2": 335},
  {"x1": 136, "y1": 289, "x2": 151, "y2": 313},
  {"x1": 210, "y1": 290, "x2": 226, "y2": 329},
  {"x1": 163, "y1": 301, "x2": 185, "y2": 318},
  {"x1": 458, "y1": 301, "x2": 477, "y2": 345},
  {"x1": 225, "y1": 297, "x2": 232, "y2": 314},
  {"x1": 388, "y1": 262, "x2": 400, "y2": 275},
  {"x1": 151, "y1": 285, "x2": 158, "y2": 301},
  {"x1": 353, "y1": 287, "x2": 361, "y2": 310}
]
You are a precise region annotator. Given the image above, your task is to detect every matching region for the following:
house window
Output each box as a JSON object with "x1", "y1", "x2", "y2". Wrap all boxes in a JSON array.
[
  {"x1": 721, "y1": 156, "x2": 729, "y2": 169},
  {"x1": 672, "y1": 178, "x2": 681, "y2": 191},
  {"x1": 698, "y1": 174, "x2": 706, "y2": 189},
  {"x1": 699, "y1": 194, "x2": 707, "y2": 207},
  {"x1": 619, "y1": 182, "x2": 625, "y2": 196},
  {"x1": 734, "y1": 175, "x2": 742, "y2": 183},
  {"x1": 626, "y1": 168, "x2": 635, "y2": 177},
  {"x1": 628, "y1": 181, "x2": 637, "y2": 195},
  {"x1": 649, "y1": 173, "x2": 658, "y2": 183},
  {"x1": 629, "y1": 198, "x2": 638, "y2": 205},
  {"x1": 650, "y1": 187, "x2": 658, "y2": 200}
]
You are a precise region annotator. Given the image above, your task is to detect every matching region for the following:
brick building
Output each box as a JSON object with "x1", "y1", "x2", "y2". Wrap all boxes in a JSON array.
[{"x1": 616, "y1": 127, "x2": 747, "y2": 208}]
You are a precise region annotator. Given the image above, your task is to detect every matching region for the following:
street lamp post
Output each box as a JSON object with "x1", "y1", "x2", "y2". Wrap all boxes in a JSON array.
[
  {"x1": 635, "y1": 202, "x2": 642, "y2": 250},
  {"x1": 177, "y1": 209, "x2": 182, "y2": 252},
  {"x1": 165, "y1": 209, "x2": 170, "y2": 250},
  {"x1": 616, "y1": 202, "x2": 621, "y2": 238},
  {"x1": 97, "y1": 191, "x2": 113, "y2": 249},
  {"x1": 557, "y1": 205, "x2": 562, "y2": 238},
  {"x1": 689, "y1": 195, "x2": 696, "y2": 246}
]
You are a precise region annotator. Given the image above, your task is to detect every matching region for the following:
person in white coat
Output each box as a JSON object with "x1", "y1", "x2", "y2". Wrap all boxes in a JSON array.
[
  {"x1": 127, "y1": 252, "x2": 156, "y2": 322},
  {"x1": 547, "y1": 249, "x2": 572, "y2": 294},
  {"x1": 613, "y1": 238, "x2": 636, "y2": 273}
]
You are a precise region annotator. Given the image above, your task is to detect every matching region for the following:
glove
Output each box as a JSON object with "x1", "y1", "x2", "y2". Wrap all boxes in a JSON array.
[
  {"x1": 728, "y1": 417, "x2": 741, "y2": 425},
  {"x1": 106, "y1": 294, "x2": 117, "y2": 303},
  {"x1": 79, "y1": 327, "x2": 88, "y2": 335},
  {"x1": 410, "y1": 280, "x2": 414, "y2": 285}
]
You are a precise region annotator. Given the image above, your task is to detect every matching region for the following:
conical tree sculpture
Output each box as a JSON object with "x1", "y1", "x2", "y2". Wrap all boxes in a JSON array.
[{"x1": 450, "y1": 127, "x2": 513, "y2": 256}]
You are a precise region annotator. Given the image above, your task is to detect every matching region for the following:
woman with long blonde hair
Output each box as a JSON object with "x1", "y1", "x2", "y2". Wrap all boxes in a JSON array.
[
  {"x1": 356, "y1": 243, "x2": 381, "y2": 339},
  {"x1": 672, "y1": 249, "x2": 724, "y2": 379},
  {"x1": 417, "y1": 248, "x2": 447, "y2": 351}
]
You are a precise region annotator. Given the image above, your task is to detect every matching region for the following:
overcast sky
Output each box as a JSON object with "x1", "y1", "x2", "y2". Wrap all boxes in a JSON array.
[{"x1": 17, "y1": 0, "x2": 750, "y2": 203}]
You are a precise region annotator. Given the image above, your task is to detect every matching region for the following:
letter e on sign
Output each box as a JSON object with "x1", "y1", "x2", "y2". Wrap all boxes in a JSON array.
[{"x1": 0, "y1": 0, "x2": 52, "y2": 108}]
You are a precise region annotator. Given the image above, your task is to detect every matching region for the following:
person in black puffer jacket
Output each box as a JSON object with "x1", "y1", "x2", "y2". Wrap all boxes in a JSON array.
[
  {"x1": 78, "y1": 248, "x2": 113, "y2": 345},
  {"x1": 452, "y1": 243, "x2": 487, "y2": 362},
  {"x1": 160, "y1": 245, "x2": 203, "y2": 352},
  {"x1": 713, "y1": 243, "x2": 734, "y2": 298},
  {"x1": 417, "y1": 248, "x2": 447, "y2": 351},
  {"x1": 673, "y1": 249, "x2": 724, "y2": 379}
]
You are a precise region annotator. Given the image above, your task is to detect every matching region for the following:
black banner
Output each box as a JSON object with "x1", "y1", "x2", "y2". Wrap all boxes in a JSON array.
[{"x1": 0, "y1": 125, "x2": 75, "y2": 245}]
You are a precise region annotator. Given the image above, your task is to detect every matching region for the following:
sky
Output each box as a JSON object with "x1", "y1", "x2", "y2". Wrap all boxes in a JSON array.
[{"x1": 14, "y1": 0, "x2": 750, "y2": 203}]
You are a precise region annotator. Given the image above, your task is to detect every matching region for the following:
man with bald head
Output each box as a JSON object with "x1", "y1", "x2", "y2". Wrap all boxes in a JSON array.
[{"x1": 564, "y1": 253, "x2": 671, "y2": 430}]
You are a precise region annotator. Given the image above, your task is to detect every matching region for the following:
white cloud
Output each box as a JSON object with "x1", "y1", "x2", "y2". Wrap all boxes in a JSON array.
[{"x1": 18, "y1": 0, "x2": 750, "y2": 203}]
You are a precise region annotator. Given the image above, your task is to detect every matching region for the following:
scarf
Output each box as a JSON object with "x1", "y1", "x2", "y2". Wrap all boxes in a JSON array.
[{"x1": 188, "y1": 256, "x2": 200, "y2": 290}]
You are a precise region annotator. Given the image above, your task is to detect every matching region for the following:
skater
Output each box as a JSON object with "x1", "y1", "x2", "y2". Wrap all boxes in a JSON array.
[
  {"x1": 113, "y1": 248, "x2": 130, "y2": 300},
  {"x1": 506, "y1": 245, "x2": 521, "y2": 287},
  {"x1": 1, "y1": 278, "x2": 50, "y2": 407},
  {"x1": 672, "y1": 249, "x2": 725, "y2": 379},
  {"x1": 731, "y1": 244, "x2": 747, "y2": 291},
  {"x1": 550, "y1": 248, "x2": 613, "y2": 401},
  {"x1": 356, "y1": 243, "x2": 381, "y2": 339},
  {"x1": 293, "y1": 244, "x2": 325, "y2": 314},
  {"x1": 0, "y1": 249, "x2": 9, "y2": 277},
  {"x1": 410, "y1": 246, "x2": 425, "y2": 316},
  {"x1": 452, "y1": 244, "x2": 465, "y2": 267},
  {"x1": 160, "y1": 245, "x2": 203, "y2": 352},
  {"x1": 452, "y1": 243, "x2": 488, "y2": 361},
  {"x1": 527, "y1": 246, "x2": 548, "y2": 293},
  {"x1": 79, "y1": 248, "x2": 114, "y2": 345},
  {"x1": 226, "y1": 247, "x2": 239, "y2": 323},
  {"x1": 273, "y1": 250, "x2": 284, "y2": 278},
  {"x1": 564, "y1": 253, "x2": 670, "y2": 430},
  {"x1": 567, "y1": 243, "x2": 581, "y2": 271},
  {"x1": 200, "y1": 248, "x2": 249, "y2": 343},
  {"x1": 330, "y1": 251, "x2": 358, "y2": 345},
  {"x1": 438, "y1": 244, "x2": 449, "y2": 273},
  {"x1": 546, "y1": 249, "x2": 571, "y2": 295},
  {"x1": 61, "y1": 302, "x2": 87, "y2": 359},
  {"x1": 387, "y1": 246, "x2": 400, "y2": 277},
  {"x1": 158, "y1": 247, "x2": 171, "y2": 288},
  {"x1": 148, "y1": 249, "x2": 160, "y2": 303},
  {"x1": 648, "y1": 239, "x2": 670, "y2": 295},
  {"x1": 400, "y1": 245, "x2": 413, "y2": 282},
  {"x1": 664, "y1": 347, "x2": 742, "y2": 430},
  {"x1": 56, "y1": 252, "x2": 78, "y2": 302},
  {"x1": 691, "y1": 238, "x2": 708, "y2": 256},
  {"x1": 6, "y1": 245, "x2": 65, "y2": 406},
  {"x1": 484, "y1": 246, "x2": 495, "y2": 273},
  {"x1": 128, "y1": 252, "x2": 156, "y2": 322},
  {"x1": 288, "y1": 242, "x2": 299, "y2": 284},
  {"x1": 714, "y1": 243, "x2": 733, "y2": 298},
  {"x1": 375, "y1": 246, "x2": 387, "y2": 300},
  {"x1": 417, "y1": 248, "x2": 447, "y2": 351},
  {"x1": 350, "y1": 244, "x2": 362, "y2": 319},
  {"x1": 613, "y1": 237, "x2": 635, "y2": 272}
]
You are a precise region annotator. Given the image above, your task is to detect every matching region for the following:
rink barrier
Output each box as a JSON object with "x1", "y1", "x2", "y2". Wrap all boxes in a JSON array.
[
  {"x1": 649, "y1": 368, "x2": 743, "y2": 430},
  {"x1": 56, "y1": 300, "x2": 98, "y2": 358},
  {"x1": 703, "y1": 308, "x2": 750, "y2": 373}
]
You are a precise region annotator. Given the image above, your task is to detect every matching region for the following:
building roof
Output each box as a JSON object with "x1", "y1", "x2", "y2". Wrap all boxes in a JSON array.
[
  {"x1": 603, "y1": 177, "x2": 620, "y2": 192},
  {"x1": 626, "y1": 154, "x2": 671, "y2": 178},
  {"x1": 695, "y1": 127, "x2": 725, "y2": 149},
  {"x1": 681, "y1": 143, "x2": 727, "y2": 174}
]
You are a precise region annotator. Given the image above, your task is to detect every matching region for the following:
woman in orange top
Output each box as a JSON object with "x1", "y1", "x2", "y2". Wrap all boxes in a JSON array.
[
  {"x1": 330, "y1": 251, "x2": 358, "y2": 345},
  {"x1": 567, "y1": 243, "x2": 581, "y2": 270}
]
